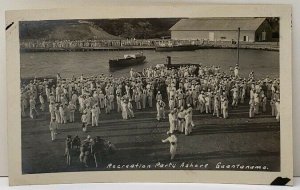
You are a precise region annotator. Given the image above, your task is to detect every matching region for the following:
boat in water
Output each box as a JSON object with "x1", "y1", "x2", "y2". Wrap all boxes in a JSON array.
[
  {"x1": 109, "y1": 53, "x2": 146, "y2": 68},
  {"x1": 156, "y1": 56, "x2": 200, "y2": 69},
  {"x1": 155, "y1": 44, "x2": 199, "y2": 52}
]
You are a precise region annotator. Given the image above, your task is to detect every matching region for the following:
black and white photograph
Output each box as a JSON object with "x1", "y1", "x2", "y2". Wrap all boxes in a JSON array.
[
  {"x1": 5, "y1": 4, "x2": 293, "y2": 186},
  {"x1": 19, "y1": 17, "x2": 281, "y2": 174}
]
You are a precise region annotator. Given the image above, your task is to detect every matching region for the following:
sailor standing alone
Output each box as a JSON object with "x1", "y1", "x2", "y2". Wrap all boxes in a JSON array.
[
  {"x1": 234, "y1": 64, "x2": 239, "y2": 77},
  {"x1": 162, "y1": 133, "x2": 178, "y2": 160},
  {"x1": 49, "y1": 118, "x2": 58, "y2": 141}
]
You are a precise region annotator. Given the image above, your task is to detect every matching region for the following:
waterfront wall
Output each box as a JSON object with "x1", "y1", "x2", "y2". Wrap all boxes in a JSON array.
[{"x1": 20, "y1": 39, "x2": 279, "y2": 52}]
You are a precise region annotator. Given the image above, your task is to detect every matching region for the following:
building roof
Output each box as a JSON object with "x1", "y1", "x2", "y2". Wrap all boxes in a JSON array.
[{"x1": 169, "y1": 18, "x2": 266, "y2": 31}]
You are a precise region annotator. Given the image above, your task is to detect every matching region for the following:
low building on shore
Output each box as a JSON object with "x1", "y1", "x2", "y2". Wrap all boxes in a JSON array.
[{"x1": 169, "y1": 18, "x2": 277, "y2": 42}]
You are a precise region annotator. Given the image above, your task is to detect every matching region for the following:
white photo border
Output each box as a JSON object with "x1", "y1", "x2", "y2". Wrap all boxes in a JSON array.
[{"x1": 6, "y1": 4, "x2": 293, "y2": 186}]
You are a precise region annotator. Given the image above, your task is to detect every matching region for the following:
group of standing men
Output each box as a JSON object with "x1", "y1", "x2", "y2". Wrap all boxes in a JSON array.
[{"x1": 20, "y1": 63, "x2": 280, "y2": 160}]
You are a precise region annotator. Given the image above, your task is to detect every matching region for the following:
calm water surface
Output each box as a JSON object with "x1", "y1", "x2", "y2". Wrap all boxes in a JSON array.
[{"x1": 20, "y1": 49, "x2": 279, "y2": 79}]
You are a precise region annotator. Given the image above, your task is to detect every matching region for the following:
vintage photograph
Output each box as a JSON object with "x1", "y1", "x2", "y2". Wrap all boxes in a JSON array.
[{"x1": 19, "y1": 17, "x2": 282, "y2": 174}]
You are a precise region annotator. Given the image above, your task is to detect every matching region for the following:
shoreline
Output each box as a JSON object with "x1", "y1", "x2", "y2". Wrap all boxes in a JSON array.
[{"x1": 20, "y1": 45, "x2": 279, "y2": 52}]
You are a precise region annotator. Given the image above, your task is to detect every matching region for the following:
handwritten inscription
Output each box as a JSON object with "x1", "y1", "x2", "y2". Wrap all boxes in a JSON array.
[{"x1": 106, "y1": 162, "x2": 269, "y2": 170}]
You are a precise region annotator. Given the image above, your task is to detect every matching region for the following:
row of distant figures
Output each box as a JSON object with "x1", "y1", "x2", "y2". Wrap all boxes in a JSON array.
[{"x1": 20, "y1": 38, "x2": 265, "y2": 50}]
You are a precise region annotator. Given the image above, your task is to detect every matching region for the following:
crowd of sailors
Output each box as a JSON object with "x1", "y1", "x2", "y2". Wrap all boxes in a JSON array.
[{"x1": 21, "y1": 63, "x2": 280, "y2": 162}]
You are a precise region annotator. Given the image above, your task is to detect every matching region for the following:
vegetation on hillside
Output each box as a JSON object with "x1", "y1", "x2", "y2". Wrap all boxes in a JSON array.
[
  {"x1": 89, "y1": 18, "x2": 180, "y2": 39},
  {"x1": 20, "y1": 18, "x2": 180, "y2": 40},
  {"x1": 20, "y1": 18, "x2": 279, "y2": 40}
]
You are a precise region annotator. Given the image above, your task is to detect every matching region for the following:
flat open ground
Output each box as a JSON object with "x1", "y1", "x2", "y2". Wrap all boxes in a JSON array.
[{"x1": 21, "y1": 100, "x2": 280, "y2": 174}]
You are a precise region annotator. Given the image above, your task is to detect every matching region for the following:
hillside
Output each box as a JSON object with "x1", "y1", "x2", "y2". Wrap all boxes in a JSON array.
[
  {"x1": 89, "y1": 18, "x2": 181, "y2": 39},
  {"x1": 47, "y1": 24, "x2": 122, "y2": 40},
  {"x1": 20, "y1": 20, "x2": 122, "y2": 40},
  {"x1": 20, "y1": 18, "x2": 181, "y2": 40}
]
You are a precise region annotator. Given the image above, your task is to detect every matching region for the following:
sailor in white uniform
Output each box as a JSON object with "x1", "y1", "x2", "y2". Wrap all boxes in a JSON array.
[
  {"x1": 177, "y1": 107, "x2": 186, "y2": 133},
  {"x1": 184, "y1": 108, "x2": 193, "y2": 135},
  {"x1": 68, "y1": 101, "x2": 76, "y2": 123},
  {"x1": 142, "y1": 89, "x2": 147, "y2": 109},
  {"x1": 121, "y1": 99, "x2": 129, "y2": 120},
  {"x1": 162, "y1": 133, "x2": 178, "y2": 160},
  {"x1": 234, "y1": 64, "x2": 239, "y2": 77},
  {"x1": 169, "y1": 97, "x2": 175, "y2": 111},
  {"x1": 29, "y1": 97, "x2": 37, "y2": 119},
  {"x1": 167, "y1": 110, "x2": 176, "y2": 134},
  {"x1": 147, "y1": 89, "x2": 153, "y2": 108},
  {"x1": 249, "y1": 97, "x2": 255, "y2": 118},
  {"x1": 275, "y1": 99, "x2": 280, "y2": 121},
  {"x1": 127, "y1": 99, "x2": 135, "y2": 118},
  {"x1": 49, "y1": 118, "x2": 58, "y2": 141},
  {"x1": 156, "y1": 100, "x2": 166, "y2": 121},
  {"x1": 91, "y1": 105, "x2": 99, "y2": 127},
  {"x1": 116, "y1": 94, "x2": 122, "y2": 112},
  {"x1": 98, "y1": 91, "x2": 105, "y2": 109},
  {"x1": 39, "y1": 94, "x2": 45, "y2": 111}
]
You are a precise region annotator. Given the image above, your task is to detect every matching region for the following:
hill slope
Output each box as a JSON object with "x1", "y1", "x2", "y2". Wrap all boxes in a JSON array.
[
  {"x1": 20, "y1": 20, "x2": 122, "y2": 40},
  {"x1": 20, "y1": 18, "x2": 181, "y2": 40}
]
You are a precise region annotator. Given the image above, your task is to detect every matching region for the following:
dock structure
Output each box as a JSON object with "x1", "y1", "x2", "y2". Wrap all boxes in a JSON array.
[
  {"x1": 20, "y1": 39, "x2": 279, "y2": 52},
  {"x1": 21, "y1": 46, "x2": 156, "y2": 52}
]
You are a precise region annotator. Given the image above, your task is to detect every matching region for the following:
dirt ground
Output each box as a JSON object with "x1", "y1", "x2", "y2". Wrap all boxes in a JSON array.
[{"x1": 21, "y1": 100, "x2": 280, "y2": 174}]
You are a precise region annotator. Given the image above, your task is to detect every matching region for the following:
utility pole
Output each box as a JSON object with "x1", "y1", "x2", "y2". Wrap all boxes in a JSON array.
[{"x1": 237, "y1": 27, "x2": 240, "y2": 65}]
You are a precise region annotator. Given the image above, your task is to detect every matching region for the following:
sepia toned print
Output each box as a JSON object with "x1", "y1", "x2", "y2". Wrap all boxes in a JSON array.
[
  {"x1": 6, "y1": 5, "x2": 292, "y2": 186},
  {"x1": 20, "y1": 17, "x2": 281, "y2": 174}
]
